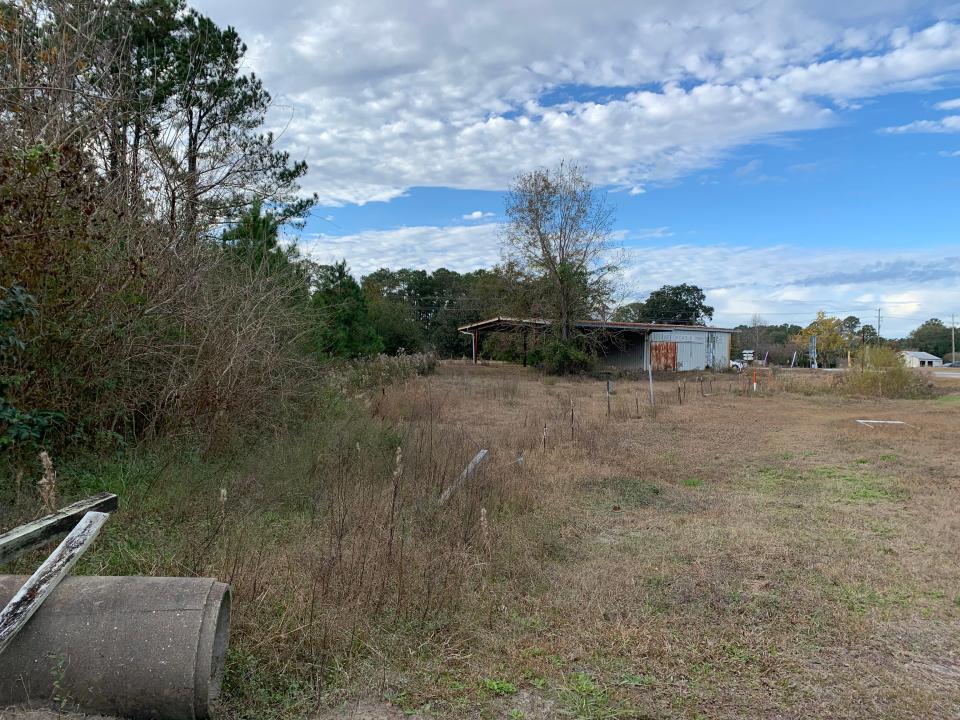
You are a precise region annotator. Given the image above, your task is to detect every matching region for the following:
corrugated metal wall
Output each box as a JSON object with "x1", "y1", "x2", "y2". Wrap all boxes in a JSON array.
[
  {"x1": 598, "y1": 329, "x2": 733, "y2": 371},
  {"x1": 650, "y1": 330, "x2": 731, "y2": 371},
  {"x1": 711, "y1": 332, "x2": 732, "y2": 369}
]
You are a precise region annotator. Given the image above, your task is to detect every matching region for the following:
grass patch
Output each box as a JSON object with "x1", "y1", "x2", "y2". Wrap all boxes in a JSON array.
[
  {"x1": 482, "y1": 678, "x2": 518, "y2": 697},
  {"x1": 681, "y1": 477, "x2": 704, "y2": 488},
  {"x1": 586, "y1": 476, "x2": 662, "y2": 508},
  {"x1": 830, "y1": 582, "x2": 911, "y2": 615},
  {"x1": 617, "y1": 672, "x2": 656, "y2": 688},
  {"x1": 752, "y1": 464, "x2": 905, "y2": 503},
  {"x1": 558, "y1": 672, "x2": 631, "y2": 719}
]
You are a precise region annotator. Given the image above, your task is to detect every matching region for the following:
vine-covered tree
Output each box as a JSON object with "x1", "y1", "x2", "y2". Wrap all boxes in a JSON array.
[{"x1": 502, "y1": 161, "x2": 617, "y2": 340}]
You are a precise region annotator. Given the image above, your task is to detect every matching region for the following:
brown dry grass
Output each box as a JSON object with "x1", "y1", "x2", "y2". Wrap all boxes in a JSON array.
[
  {"x1": 331, "y1": 361, "x2": 960, "y2": 719},
  {"x1": 9, "y1": 362, "x2": 957, "y2": 719}
]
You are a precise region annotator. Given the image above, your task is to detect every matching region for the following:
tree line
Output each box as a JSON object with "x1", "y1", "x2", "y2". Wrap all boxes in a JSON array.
[
  {"x1": 732, "y1": 313, "x2": 955, "y2": 367},
  {"x1": 1, "y1": 0, "x2": 321, "y2": 457}
]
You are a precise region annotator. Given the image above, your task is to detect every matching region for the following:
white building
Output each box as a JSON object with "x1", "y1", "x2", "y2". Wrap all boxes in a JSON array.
[{"x1": 899, "y1": 350, "x2": 942, "y2": 368}]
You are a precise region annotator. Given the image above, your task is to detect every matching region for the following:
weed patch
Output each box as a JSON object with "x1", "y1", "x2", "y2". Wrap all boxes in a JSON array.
[
  {"x1": 585, "y1": 476, "x2": 661, "y2": 509},
  {"x1": 558, "y1": 672, "x2": 632, "y2": 719},
  {"x1": 483, "y1": 678, "x2": 518, "y2": 697}
]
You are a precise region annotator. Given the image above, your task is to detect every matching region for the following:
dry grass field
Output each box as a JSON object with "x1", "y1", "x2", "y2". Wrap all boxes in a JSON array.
[{"x1": 329, "y1": 362, "x2": 960, "y2": 720}]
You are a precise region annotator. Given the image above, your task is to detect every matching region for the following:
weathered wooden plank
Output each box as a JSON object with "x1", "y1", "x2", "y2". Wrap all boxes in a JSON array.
[
  {"x1": 439, "y1": 449, "x2": 489, "y2": 505},
  {"x1": 0, "y1": 510, "x2": 109, "y2": 655},
  {"x1": 0, "y1": 492, "x2": 117, "y2": 565}
]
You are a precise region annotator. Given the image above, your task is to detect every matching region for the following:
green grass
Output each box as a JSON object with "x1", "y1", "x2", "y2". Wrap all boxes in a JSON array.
[
  {"x1": 617, "y1": 673, "x2": 656, "y2": 688},
  {"x1": 558, "y1": 672, "x2": 631, "y2": 719},
  {"x1": 752, "y1": 464, "x2": 906, "y2": 503},
  {"x1": 587, "y1": 476, "x2": 662, "y2": 508},
  {"x1": 483, "y1": 678, "x2": 518, "y2": 696},
  {"x1": 681, "y1": 477, "x2": 704, "y2": 488}
]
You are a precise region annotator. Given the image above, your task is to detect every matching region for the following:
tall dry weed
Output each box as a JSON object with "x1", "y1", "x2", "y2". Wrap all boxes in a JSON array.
[{"x1": 37, "y1": 450, "x2": 58, "y2": 512}]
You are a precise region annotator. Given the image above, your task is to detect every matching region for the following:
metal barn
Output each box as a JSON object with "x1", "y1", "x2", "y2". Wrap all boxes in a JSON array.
[{"x1": 458, "y1": 317, "x2": 736, "y2": 372}]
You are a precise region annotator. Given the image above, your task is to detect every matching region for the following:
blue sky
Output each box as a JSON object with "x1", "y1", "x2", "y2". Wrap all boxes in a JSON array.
[{"x1": 192, "y1": 0, "x2": 960, "y2": 336}]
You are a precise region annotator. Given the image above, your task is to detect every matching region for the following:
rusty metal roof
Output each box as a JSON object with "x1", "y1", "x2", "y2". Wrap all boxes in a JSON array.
[{"x1": 457, "y1": 316, "x2": 738, "y2": 334}]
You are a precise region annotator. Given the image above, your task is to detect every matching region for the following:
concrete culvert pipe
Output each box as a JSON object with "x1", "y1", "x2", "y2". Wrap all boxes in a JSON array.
[{"x1": 0, "y1": 576, "x2": 230, "y2": 720}]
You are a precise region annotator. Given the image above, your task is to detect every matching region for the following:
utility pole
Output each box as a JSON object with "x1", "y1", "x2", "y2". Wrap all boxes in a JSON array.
[
  {"x1": 876, "y1": 307, "x2": 882, "y2": 344},
  {"x1": 952, "y1": 313, "x2": 956, "y2": 363}
]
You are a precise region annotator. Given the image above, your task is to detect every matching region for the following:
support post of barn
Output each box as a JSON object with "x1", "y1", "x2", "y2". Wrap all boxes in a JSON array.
[
  {"x1": 523, "y1": 332, "x2": 527, "y2": 367},
  {"x1": 472, "y1": 331, "x2": 478, "y2": 364}
]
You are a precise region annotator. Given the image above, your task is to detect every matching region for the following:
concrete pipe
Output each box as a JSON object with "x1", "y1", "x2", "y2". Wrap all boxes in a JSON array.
[{"x1": 0, "y1": 575, "x2": 230, "y2": 720}]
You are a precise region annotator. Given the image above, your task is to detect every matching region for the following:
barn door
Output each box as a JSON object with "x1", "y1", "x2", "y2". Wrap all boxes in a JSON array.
[{"x1": 652, "y1": 341, "x2": 677, "y2": 371}]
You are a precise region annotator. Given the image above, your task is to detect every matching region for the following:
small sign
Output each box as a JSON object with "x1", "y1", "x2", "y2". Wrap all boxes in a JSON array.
[{"x1": 742, "y1": 350, "x2": 754, "y2": 361}]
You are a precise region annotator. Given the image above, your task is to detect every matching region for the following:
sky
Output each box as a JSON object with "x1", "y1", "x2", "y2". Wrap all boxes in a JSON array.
[{"x1": 191, "y1": 0, "x2": 960, "y2": 337}]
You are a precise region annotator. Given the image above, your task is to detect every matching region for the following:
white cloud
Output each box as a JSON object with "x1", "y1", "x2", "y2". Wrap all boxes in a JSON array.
[
  {"x1": 940, "y1": 149, "x2": 960, "y2": 156},
  {"x1": 189, "y1": 1, "x2": 960, "y2": 205},
  {"x1": 301, "y1": 223, "x2": 501, "y2": 277},
  {"x1": 618, "y1": 243, "x2": 960, "y2": 334},
  {"x1": 462, "y1": 210, "x2": 495, "y2": 220},
  {"x1": 733, "y1": 159, "x2": 762, "y2": 177},
  {"x1": 882, "y1": 115, "x2": 960, "y2": 133},
  {"x1": 633, "y1": 226, "x2": 674, "y2": 239},
  {"x1": 935, "y1": 97, "x2": 960, "y2": 110}
]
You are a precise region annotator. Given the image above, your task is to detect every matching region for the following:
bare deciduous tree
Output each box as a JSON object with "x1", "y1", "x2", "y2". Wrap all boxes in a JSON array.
[{"x1": 502, "y1": 161, "x2": 618, "y2": 340}]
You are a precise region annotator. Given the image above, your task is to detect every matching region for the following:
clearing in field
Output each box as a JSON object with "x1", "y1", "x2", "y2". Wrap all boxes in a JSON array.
[{"x1": 325, "y1": 362, "x2": 960, "y2": 719}]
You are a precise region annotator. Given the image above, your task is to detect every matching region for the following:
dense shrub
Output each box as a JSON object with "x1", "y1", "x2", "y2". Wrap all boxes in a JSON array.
[
  {"x1": 338, "y1": 351, "x2": 439, "y2": 390},
  {"x1": 530, "y1": 336, "x2": 596, "y2": 375},
  {"x1": 841, "y1": 347, "x2": 935, "y2": 399}
]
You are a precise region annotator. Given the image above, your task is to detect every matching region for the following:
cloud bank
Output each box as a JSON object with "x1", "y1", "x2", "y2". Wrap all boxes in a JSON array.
[{"x1": 192, "y1": 0, "x2": 960, "y2": 205}]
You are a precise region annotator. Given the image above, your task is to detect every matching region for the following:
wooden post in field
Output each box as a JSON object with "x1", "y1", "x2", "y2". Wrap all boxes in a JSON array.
[
  {"x1": 542, "y1": 422, "x2": 547, "y2": 452},
  {"x1": 0, "y1": 511, "x2": 109, "y2": 654},
  {"x1": 606, "y1": 379, "x2": 611, "y2": 417},
  {"x1": 570, "y1": 399, "x2": 575, "y2": 440},
  {"x1": 677, "y1": 382, "x2": 682, "y2": 405}
]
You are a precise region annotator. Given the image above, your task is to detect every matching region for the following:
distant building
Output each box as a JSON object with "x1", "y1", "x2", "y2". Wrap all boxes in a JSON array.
[
  {"x1": 458, "y1": 316, "x2": 737, "y2": 371},
  {"x1": 899, "y1": 350, "x2": 942, "y2": 368}
]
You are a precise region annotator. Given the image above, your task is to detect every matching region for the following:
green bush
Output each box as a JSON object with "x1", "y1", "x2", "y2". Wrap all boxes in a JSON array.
[
  {"x1": 0, "y1": 285, "x2": 63, "y2": 454},
  {"x1": 530, "y1": 337, "x2": 595, "y2": 375},
  {"x1": 842, "y1": 346, "x2": 934, "y2": 399}
]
